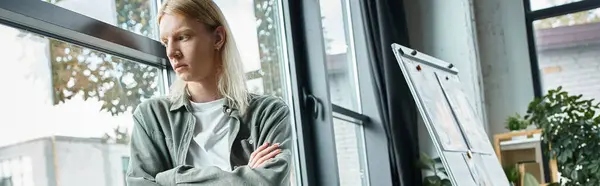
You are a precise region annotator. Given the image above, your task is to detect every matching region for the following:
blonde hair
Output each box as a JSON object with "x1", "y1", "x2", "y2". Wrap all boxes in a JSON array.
[{"x1": 158, "y1": 0, "x2": 249, "y2": 113}]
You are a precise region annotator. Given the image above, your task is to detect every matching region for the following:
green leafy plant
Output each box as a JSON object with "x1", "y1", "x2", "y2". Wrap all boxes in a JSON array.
[
  {"x1": 525, "y1": 86, "x2": 600, "y2": 185},
  {"x1": 503, "y1": 165, "x2": 519, "y2": 184},
  {"x1": 417, "y1": 152, "x2": 451, "y2": 186},
  {"x1": 505, "y1": 113, "x2": 531, "y2": 131}
]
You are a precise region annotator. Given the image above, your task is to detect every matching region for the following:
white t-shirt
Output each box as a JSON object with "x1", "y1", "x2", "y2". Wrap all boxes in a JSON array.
[{"x1": 185, "y1": 98, "x2": 233, "y2": 171}]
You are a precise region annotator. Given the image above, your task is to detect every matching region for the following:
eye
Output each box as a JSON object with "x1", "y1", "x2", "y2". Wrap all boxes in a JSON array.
[{"x1": 178, "y1": 35, "x2": 190, "y2": 41}]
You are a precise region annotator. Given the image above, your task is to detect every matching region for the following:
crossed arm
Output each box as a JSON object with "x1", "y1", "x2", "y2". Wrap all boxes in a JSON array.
[{"x1": 125, "y1": 106, "x2": 292, "y2": 186}]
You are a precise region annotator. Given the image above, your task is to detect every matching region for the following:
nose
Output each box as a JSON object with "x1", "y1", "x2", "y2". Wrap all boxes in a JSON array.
[{"x1": 166, "y1": 42, "x2": 181, "y2": 61}]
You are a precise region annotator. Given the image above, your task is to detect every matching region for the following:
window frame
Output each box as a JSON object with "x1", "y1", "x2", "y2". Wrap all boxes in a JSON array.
[
  {"x1": 523, "y1": 0, "x2": 600, "y2": 98},
  {"x1": 0, "y1": 0, "x2": 168, "y2": 68},
  {"x1": 0, "y1": 0, "x2": 396, "y2": 185},
  {"x1": 284, "y1": 0, "x2": 394, "y2": 185},
  {"x1": 522, "y1": 0, "x2": 600, "y2": 182},
  {"x1": 0, "y1": 1, "x2": 170, "y2": 185}
]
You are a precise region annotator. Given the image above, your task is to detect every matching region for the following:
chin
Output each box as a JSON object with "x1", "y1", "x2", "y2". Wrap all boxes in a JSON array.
[{"x1": 177, "y1": 73, "x2": 194, "y2": 81}]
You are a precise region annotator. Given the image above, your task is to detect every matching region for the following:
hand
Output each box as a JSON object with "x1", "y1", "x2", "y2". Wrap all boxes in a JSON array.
[{"x1": 248, "y1": 142, "x2": 281, "y2": 168}]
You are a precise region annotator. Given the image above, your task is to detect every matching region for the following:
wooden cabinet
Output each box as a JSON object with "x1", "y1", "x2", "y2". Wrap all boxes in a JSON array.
[{"x1": 493, "y1": 129, "x2": 558, "y2": 185}]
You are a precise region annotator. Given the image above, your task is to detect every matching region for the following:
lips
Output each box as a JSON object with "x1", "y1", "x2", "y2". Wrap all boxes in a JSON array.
[{"x1": 173, "y1": 63, "x2": 188, "y2": 71}]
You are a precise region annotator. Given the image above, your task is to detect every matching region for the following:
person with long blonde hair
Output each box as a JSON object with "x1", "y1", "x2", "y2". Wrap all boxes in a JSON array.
[{"x1": 126, "y1": 0, "x2": 292, "y2": 185}]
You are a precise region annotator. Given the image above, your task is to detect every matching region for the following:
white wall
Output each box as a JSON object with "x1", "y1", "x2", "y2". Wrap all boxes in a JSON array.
[
  {"x1": 403, "y1": 0, "x2": 486, "y2": 130},
  {"x1": 55, "y1": 139, "x2": 107, "y2": 186},
  {"x1": 0, "y1": 139, "x2": 53, "y2": 186},
  {"x1": 403, "y1": 0, "x2": 486, "y2": 154},
  {"x1": 55, "y1": 138, "x2": 129, "y2": 186},
  {"x1": 538, "y1": 43, "x2": 600, "y2": 103},
  {"x1": 475, "y1": 0, "x2": 535, "y2": 136},
  {"x1": 107, "y1": 144, "x2": 130, "y2": 186},
  {"x1": 404, "y1": 0, "x2": 537, "y2": 140}
]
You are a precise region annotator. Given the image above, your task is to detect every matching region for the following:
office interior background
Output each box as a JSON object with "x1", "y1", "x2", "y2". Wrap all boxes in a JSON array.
[{"x1": 0, "y1": 0, "x2": 599, "y2": 185}]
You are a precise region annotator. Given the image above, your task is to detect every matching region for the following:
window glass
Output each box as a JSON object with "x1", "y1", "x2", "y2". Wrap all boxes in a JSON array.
[
  {"x1": 318, "y1": 0, "x2": 368, "y2": 184},
  {"x1": 214, "y1": 0, "x2": 299, "y2": 185},
  {"x1": 332, "y1": 116, "x2": 368, "y2": 186},
  {"x1": 530, "y1": 0, "x2": 583, "y2": 11},
  {"x1": 4, "y1": 0, "x2": 298, "y2": 185},
  {"x1": 0, "y1": 23, "x2": 164, "y2": 186},
  {"x1": 318, "y1": 0, "x2": 361, "y2": 112},
  {"x1": 42, "y1": 0, "x2": 159, "y2": 39},
  {"x1": 0, "y1": 157, "x2": 33, "y2": 186},
  {"x1": 533, "y1": 8, "x2": 600, "y2": 102},
  {"x1": 214, "y1": 0, "x2": 289, "y2": 100}
]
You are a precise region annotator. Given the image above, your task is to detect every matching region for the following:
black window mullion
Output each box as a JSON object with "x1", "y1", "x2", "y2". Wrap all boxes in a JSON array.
[
  {"x1": 284, "y1": 0, "x2": 341, "y2": 185},
  {"x1": 332, "y1": 104, "x2": 370, "y2": 123}
]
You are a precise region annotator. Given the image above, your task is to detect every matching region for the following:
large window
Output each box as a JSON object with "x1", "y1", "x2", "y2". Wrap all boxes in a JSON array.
[
  {"x1": 525, "y1": 0, "x2": 600, "y2": 100},
  {"x1": 0, "y1": 22, "x2": 164, "y2": 186},
  {"x1": 214, "y1": 0, "x2": 289, "y2": 99},
  {"x1": 2, "y1": 0, "x2": 401, "y2": 185},
  {"x1": 0, "y1": 0, "x2": 297, "y2": 185},
  {"x1": 534, "y1": 8, "x2": 600, "y2": 102},
  {"x1": 0, "y1": 24, "x2": 164, "y2": 146},
  {"x1": 318, "y1": 0, "x2": 369, "y2": 185},
  {"x1": 524, "y1": 0, "x2": 600, "y2": 182}
]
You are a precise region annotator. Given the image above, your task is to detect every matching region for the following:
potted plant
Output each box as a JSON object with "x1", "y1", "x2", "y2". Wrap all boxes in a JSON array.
[
  {"x1": 525, "y1": 86, "x2": 600, "y2": 185},
  {"x1": 417, "y1": 152, "x2": 451, "y2": 186},
  {"x1": 505, "y1": 113, "x2": 531, "y2": 140}
]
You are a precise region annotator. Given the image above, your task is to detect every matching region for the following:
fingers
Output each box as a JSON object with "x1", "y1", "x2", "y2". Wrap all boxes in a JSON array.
[
  {"x1": 248, "y1": 143, "x2": 280, "y2": 168},
  {"x1": 252, "y1": 148, "x2": 282, "y2": 168},
  {"x1": 249, "y1": 142, "x2": 269, "y2": 164}
]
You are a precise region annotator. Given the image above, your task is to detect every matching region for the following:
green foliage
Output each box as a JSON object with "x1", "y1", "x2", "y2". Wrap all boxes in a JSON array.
[
  {"x1": 505, "y1": 113, "x2": 531, "y2": 131},
  {"x1": 50, "y1": 40, "x2": 160, "y2": 116},
  {"x1": 102, "y1": 126, "x2": 130, "y2": 144},
  {"x1": 418, "y1": 152, "x2": 451, "y2": 186},
  {"x1": 525, "y1": 86, "x2": 600, "y2": 185},
  {"x1": 115, "y1": 0, "x2": 155, "y2": 38},
  {"x1": 46, "y1": 0, "x2": 159, "y2": 143},
  {"x1": 253, "y1": 0, "x2": 284, "y2": 98},
  {"x1": 49, "y1": 0, "x2": 159, "y2": 116},
  {"x1": 251, "y1": 0, "x2": 333, "y2": 98},
  {"x1": 503, "y1": 165, "x2": 519, "y2": 183}
]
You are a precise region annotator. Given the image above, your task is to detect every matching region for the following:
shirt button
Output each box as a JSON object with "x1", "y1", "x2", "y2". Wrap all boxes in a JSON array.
[{"x1": 248, "y1": 139, "x2": 254, "y2": 145}]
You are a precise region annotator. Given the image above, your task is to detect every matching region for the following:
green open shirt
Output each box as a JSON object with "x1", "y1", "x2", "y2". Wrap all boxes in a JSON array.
[{"x1": 125, "y1": 93, "x2": 292, "y2": 186}]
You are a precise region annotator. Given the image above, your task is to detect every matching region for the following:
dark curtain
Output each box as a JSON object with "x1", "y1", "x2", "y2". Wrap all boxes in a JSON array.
[{"x1": 360, "y1": 0, "x2": 420, "y2": 185}]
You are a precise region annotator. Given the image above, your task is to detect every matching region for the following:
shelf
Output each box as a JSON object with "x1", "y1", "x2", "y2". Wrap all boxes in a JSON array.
[{"x1": 500, "y1": 136, "x2": 541, "y2": 151}]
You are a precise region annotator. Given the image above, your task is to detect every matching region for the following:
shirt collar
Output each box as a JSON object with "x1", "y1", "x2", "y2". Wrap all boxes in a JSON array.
[{"x1": 168, "y1": 87, "x2": 240, "y2": 116}]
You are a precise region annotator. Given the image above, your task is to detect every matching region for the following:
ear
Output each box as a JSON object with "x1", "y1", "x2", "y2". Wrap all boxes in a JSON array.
[{"x1": 214, "y1": 26, "x2": 226, "y2": 50}]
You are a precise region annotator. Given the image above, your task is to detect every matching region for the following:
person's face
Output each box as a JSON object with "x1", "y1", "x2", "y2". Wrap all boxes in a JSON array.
[{"x1": 159, "y1": 13, "x2": 225, "y2": 82}]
